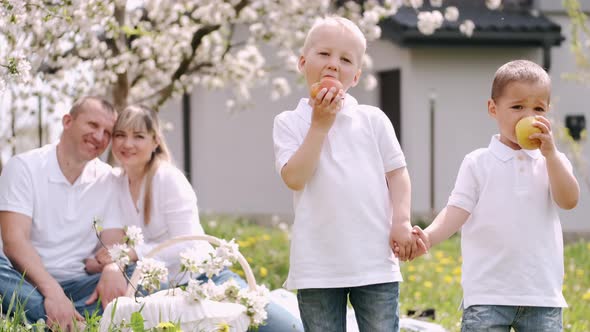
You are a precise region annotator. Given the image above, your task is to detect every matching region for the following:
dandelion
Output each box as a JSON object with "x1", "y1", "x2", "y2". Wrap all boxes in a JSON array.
[
  {"x1": 260, "y1": 267, "x2": 268, "y2": 278},
  {"x1": 444, "y1": 276, "x2": 453, "y2": 284},
  {"x1": 424, "y1": 281, "x2": 433, "y2": 288},
  {"x1": 582, "y1": 290, "x2": 590, "y2": 301}
]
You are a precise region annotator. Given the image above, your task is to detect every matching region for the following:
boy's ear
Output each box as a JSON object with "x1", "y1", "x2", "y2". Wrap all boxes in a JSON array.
[
  {"x1": 350, "y1": 68, "x2": 362, "y2": 88},
  {"x1": 487, "y1": 99, "x2": 497, "y2": 118},
  {"x1": 297, "y1": 55, "x2": 306, "y2": 72}
]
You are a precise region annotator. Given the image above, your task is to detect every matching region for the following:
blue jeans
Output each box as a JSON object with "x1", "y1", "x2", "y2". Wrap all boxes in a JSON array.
[
  {"x1": 0, "y1": 256, "x2": 133, "y2": 323},
  {"x1": 461, "y1": 305, "x2": 562, "y2": 332},
  {"x1": 296, "y1": 282, "x2": 400, "y2": 332},
  {"x1": 196, "y1": 269, "x2": 304, "y2": 332}
]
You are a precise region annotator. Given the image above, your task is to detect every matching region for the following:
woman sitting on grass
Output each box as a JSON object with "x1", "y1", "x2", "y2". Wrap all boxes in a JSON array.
[{"x1": 88, "y1": 104, "x2": 303, "y2": 332}]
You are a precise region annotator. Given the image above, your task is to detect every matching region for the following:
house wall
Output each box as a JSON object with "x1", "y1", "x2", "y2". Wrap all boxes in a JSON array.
[{"x1": 160, "y1": 11, "x2": 589, "y2": 232}]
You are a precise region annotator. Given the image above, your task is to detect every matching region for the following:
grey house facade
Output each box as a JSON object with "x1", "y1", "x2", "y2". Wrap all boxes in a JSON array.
[{"x1": 160, "y1": 0, "x2": 590, "y2": 234}]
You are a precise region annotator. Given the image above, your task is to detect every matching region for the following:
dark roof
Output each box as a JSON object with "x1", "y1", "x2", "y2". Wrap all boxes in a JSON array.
[{"x1": 380, "y1": 4, "x2": 564, "y2": 48}]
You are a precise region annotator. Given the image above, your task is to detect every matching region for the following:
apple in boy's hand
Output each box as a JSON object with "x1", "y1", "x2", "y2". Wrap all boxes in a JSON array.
[
  {"x1": 310, "y1": 77, "x2": 343, "y2": 100},
  {"x1": 515, "y1": 116, "x2": 542, "y2": 150}
]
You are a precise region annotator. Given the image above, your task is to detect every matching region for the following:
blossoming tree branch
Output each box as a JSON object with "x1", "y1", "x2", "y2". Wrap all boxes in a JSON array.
[{"x1": 0, "y1": 0, "x2": 501, "y2": 113}]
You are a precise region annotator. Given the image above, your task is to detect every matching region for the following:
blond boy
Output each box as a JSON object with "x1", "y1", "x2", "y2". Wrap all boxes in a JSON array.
[{"x1": 273, "y1": 16, "x2": 421, "y2": 331}]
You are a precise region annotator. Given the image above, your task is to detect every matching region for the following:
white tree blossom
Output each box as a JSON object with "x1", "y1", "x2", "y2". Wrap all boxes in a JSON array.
[
  {"x1": 460, "y1": 19, "x2": 476, "y2": 37},
  {"x1": 0, "y1": 1, "x2": 502, "y2": 159}
]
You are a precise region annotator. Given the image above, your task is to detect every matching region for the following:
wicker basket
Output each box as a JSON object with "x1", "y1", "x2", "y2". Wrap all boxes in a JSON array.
[
  {"x1": 125, "y1": 234, "x2": 257, "y2": 296},
  {"x1": 100, "y1": 234, "x2": 256, "y2": 332}
]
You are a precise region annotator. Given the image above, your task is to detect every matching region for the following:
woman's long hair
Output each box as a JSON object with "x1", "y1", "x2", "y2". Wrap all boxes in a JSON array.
[{"x1": 114, "y1": 105, "x2": 171, "y2": 225}]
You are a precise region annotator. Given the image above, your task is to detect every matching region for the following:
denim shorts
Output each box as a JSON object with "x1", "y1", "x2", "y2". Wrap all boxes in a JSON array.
[
  {"x1": 461, "y1": 305, "x2": 562, "y2": 332},
  {"x1": 297, "y1": 282, "x2": 400, "y2": 332}
]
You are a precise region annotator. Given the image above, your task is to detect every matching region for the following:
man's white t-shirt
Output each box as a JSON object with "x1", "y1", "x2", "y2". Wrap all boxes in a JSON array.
[
  {"x1": 449, "y1": 135, "x2": 569, "y2": 308},
  {"x1": 273, "y1": 95, "x2": 406, "y2": 290},
  {"x1": 0, "y1": 143, "x2": 115, "y2": 282}
]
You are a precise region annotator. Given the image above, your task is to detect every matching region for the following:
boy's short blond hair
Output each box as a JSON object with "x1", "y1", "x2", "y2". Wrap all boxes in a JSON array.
[
  {"x1": 491, "y1": 60, "x2": 551, "y2": 101},
  {"x1": 302, "y1": 16, "x2": 367, "y2": 64}
]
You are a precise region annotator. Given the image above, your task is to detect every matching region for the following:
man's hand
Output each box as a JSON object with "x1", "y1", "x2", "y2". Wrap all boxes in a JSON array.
[
  {"x1": 85, "y1": 263, "x2": 127, "y2": 309},
  {"x1": 44, "y1": 291, "x2": 84, "y2": 331}
]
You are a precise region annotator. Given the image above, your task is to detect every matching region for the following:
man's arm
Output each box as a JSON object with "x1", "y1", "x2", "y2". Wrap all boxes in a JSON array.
[{"x1": 0, "y1": 211, "x2": 83, "y2": 329}]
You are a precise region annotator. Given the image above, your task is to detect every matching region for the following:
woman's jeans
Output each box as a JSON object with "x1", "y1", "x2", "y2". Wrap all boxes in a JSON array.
[{"x1": 196, "y1": 268, "x2": 304, "y2": 332}]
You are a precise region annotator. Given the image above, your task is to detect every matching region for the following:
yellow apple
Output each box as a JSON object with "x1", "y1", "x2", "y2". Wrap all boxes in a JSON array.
[{"x1": 515, "y1": 116, "x2": 542, "y2": 150}]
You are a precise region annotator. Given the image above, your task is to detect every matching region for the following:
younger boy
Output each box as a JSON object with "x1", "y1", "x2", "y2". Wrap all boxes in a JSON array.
[
  {"x1": 273, "y1": 16, "x2": 421, "y2": 331},
  {"x1": 410, "y1": 59, "x2": 579, "y2": 331}
]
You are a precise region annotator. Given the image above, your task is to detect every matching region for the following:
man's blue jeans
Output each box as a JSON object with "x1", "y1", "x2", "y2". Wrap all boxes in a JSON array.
[
  {"x1": 461, "y1": 305, "x2": 562, "y2": 332},
  {"x1": 196, "y1": 269, "x2": 304, "y2": 332},
  {"x1": 296, "y1": 282, "x2": 400, "y2": 332},
  {"x1": 0, "y1": 255, "x2": 132, "y2": 323}
]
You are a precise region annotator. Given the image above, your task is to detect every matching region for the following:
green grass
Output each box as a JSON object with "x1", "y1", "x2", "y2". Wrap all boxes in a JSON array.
[
  {"x1": 1, "y1": 216, "x2": 589, "y2": 331},
  {"x1": 203, "y1": 216, "x2": 590, "y2": 332}
]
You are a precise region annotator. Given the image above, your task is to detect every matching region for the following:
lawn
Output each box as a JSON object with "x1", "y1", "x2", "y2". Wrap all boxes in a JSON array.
[
  {"x1": 202, "y1": 216, "x2": 590, "y2": 332},
  {"x1": 1, "y1": 216, "x2": 589, "y2": 331}
]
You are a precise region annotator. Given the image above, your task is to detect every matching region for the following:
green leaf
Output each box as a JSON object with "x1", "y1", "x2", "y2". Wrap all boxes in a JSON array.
[{"x1": 130, "y1": 311, "x2": 145, "y2": 332}]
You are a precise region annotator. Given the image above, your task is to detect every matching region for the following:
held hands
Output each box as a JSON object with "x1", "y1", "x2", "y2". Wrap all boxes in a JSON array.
[
  {"x1": 389, "y1": 222, "x2": 428, "y2": 262},
  {"x1": 392, "y1": 225, "x2": 431, "y2": 261},
  {"x1": 310, "y1": 87, "x2": 345, "y2": 133}
]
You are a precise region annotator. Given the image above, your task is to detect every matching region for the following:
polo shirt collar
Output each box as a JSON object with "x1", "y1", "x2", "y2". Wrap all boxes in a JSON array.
[
  {"x1": 294, "y1": 94, "x2": 358, "y2": 124},
  {"x1": 489, "y1": 134, "x2": 542, "y2": 162},
  {"x1": 48, "y1": 142, "x2": 101, "y2": 186}
]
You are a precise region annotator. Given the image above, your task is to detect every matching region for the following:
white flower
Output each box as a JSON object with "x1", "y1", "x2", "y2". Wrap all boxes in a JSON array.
[
  {"x1": 109, "y1": 244, "x2": 131, "y2": 267},
  {"x1": 137, "y1": 258, "x2": 168, "y2": 293},
  {"x1": 180, "y1": 245, "x2": 210, "y2": 273},
  {"x1": 0, "y1": 78, "x2": 5, "y2": 91},
  {"x1": 444, "y1": 6, "x2": 459, "y2": 22},
  {"x1": 417, "y1": 11, "x2": 443, "y2": 35},
  {"x1": 409, "y1": 0, "x2": 424, "y2": 9},
  {"x1": 486, "y1": 0, "x2": 502, "y2": 10},
  {"x1": 124, "y1": 225, "x2": 144, "y2": 247},
  {"x1": 238, "y1": 285, "x2": 270, "y2": 327},
  {"x1": 430, "y1": 0, "x2": 443, "y2": 7},
  {"x1": 460, "y1": 20, "x2": 476, "y2": 37},
  {"x1": 271, "y1": 77, "x2": 291, "y2": 100},
  {"x1": 363, "y1": 74, "x2": 378, "y2": 91}
]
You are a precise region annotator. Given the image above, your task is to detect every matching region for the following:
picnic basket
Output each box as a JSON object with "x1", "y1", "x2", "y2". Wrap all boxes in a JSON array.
[{"x1": 99, "y1": 234, "x2": 258, "y2": 332}]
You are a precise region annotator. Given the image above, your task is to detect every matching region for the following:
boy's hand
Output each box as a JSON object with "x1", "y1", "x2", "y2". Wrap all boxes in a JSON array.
[
  {"x1": 392, "y1": 227, "x2": 429, "y2": 261},
  {"x1": 529, "y1": 116, "x2": 557, "y2": 158},
  {"x1": 409, "y1": 226, "x2": 431, "y2": 259},
  {"x1": 310, "y1": 88, "x2": 345, "y2": 133},
  {"x1": 389, "y1": 222, "x2": 417, "y2": 261}
]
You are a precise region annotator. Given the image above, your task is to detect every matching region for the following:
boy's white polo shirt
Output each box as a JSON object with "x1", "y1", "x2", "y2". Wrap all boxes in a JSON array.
[
  {"x1": 273, "y1": 95, "x2": 406, "y2": 290},
  {"x1": 449, "y1": 135, "x2": 569, "y2": 308},
  {"x1": 0, "y1": 143, "x2": 115, "y2": 282}
]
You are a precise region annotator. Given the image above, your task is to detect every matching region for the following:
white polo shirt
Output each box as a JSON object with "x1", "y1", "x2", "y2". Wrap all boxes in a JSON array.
[
  {"x1": 0, "y1": 143, "x2": 115, "y2": 282},
  {"x1": 449, "y1": 135, "x2": 570, "y2": 308},
  {"x1": 273, "y1": 95, "x2": 406, "y2": 290}
]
